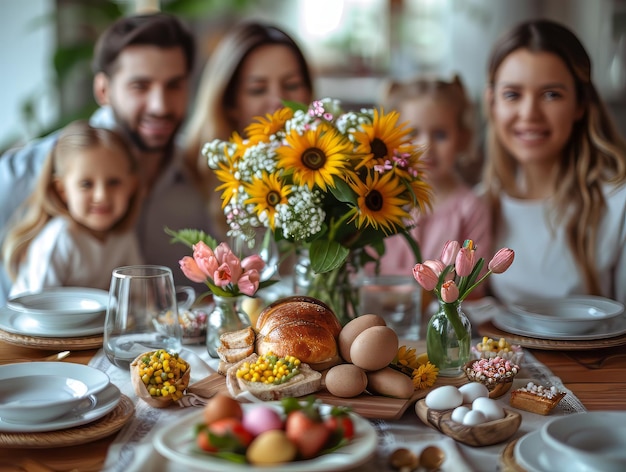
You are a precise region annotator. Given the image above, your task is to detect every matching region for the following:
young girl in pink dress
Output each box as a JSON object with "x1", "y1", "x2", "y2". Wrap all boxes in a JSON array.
[{"x1": 376, "y1": 75, "x2": 491, "y2": 283}]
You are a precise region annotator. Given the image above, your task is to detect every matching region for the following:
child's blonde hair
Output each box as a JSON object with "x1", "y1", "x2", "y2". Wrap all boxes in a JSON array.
[
  {"x1": 380, "y1": 74, "x2": 479, "y2": 183},
  {"x1": 2, "y1": 121, "x2": 140, "y2": 280}
]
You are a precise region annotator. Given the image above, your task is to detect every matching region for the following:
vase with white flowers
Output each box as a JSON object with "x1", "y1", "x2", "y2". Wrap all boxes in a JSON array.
[
  {"x1": 412, "y1": 240, "x2": 515, "y2": 376},
  {"x1": 202, "y1": 98, "x2": 432, "y2": 324}
]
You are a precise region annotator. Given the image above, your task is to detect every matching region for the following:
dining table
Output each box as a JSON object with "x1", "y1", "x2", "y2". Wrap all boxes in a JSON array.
[{"x1": 0, "y1": 300, "x2": 625, "y2": 472}]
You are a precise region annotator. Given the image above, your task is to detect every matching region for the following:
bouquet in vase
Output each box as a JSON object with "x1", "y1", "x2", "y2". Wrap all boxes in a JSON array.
[{"x1": 202, "y1": 98, "x2": 432, "y2": 323}]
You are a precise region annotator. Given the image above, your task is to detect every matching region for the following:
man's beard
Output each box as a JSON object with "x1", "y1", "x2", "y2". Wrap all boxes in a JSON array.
[{"x1": 112, "y1": 111, "x2": 180, "y2": 153}]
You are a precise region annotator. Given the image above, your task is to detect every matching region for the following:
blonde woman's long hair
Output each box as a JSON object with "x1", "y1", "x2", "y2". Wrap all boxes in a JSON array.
[
  {"x1": 483, "y1": 19, "x2": 626, "y2": 294},
  {"x1": 2, "y1": 121, "x2": 140, "y2": 280},
  {"x1": 182, "y1": 20, "x2": 313, "y2": 240}
]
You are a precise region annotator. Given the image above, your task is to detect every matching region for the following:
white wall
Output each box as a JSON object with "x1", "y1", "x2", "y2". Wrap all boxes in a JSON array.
[{"x1": 0, "y1": 0, "x2": 56, "y2": 150}]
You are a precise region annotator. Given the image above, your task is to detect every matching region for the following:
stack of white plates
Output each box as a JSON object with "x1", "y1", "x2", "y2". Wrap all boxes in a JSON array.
[
  {"x1": 515, "y1": 411, "x2": 626, "y2": 471},
  {"x1": 0, "y1": 362, "x2": 120, "y2": 433},
  {"x1": 493, "y1": 296, "x2": 626, "y2": 340},
  {"x1": 0, "y1": 287, "x2": 109, "y2": 337}
]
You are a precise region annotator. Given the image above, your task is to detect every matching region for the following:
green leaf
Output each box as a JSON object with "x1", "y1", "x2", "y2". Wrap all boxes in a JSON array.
[
  {"x1": 309, "y1": 240, "x2": 349, "y2": 273},
  {"x1": 165, "y1": 227, "x2": 217, "y2": 249},
  {"x1": 329, "y1": 179, "x2": 357, "y2": 205},
  {"x1": 282, "y1": 99, "x2": 308, "y2": 113}
]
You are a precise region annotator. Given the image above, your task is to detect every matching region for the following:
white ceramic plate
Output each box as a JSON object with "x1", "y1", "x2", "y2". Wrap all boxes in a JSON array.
[
  {"x1": 0, "y1": 374, "x2": 89, "y2": 424},
  {"x1": 153, "y1": 403, "x2": 377, "y2": 472},
  {"x1": 515, "y1": 430, "x2": 566, "y2": 472},
  {"x1": 0, "y1": 305, "x2": 104, "y2": 337},
  {"x1": 6, "y1": 287, "x2": 108, "y2": 329},
  {"x1": 493, "y1": 310, "x2": 626, "y2": 340},
  {"x1": 507, "y1": 296, "x2": 624, "y2": 335},
  {"x1": 0, "y1": 382, "x2": 120, "y2": 433},
  {"x1": 0, "y1": 362, "x2": 109, "y2": 398},
  {"x1": 542, "y1": 412, "x2": 626, "y2": 472}
]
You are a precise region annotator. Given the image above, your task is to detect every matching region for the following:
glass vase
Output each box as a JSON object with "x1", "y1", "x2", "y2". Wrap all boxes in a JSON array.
[
  {"x1": 426, "y1": 301, "x2": 472, "y2": 376},
  {"x1": 293, "y1": 248, "x2": 360, "y2": 326},
  {"x1": 206, "y1": 295, "x2": 251, "y2": 358}
]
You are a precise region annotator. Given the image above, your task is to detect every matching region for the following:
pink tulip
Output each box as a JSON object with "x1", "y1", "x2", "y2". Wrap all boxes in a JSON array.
[
  {"x1": 440, "y1": 240, "x2": 460, "y2": 266},
  {"x1": 441, "y1": 280, "x2": 459, "y2": 303},
  {"x1": 193, "y1": 241, "x2": 218, "y2": 277},
  {"x1": 214, "y1": 242, "x2": 243, "y2": 281},
  {"x1": 412, "y1": 263, "x2": 439, "y2": 291},
  {"x1": 179, "y1": 256, "x2": 206, "y2": 283},
  {"x1": 241, "y1": 254, "x2": 265, "y2": 273},
  {"x1": 488, "y1": 248, "x2": 515, "y2": 274},
  {"x1": 423, "y1": 259, "x2": 446, "y2": 276},
  {"x1": 213, "y1": 262, "x2": 234, "y2": 287},
  {"x1": 455, "y1": 245, "x2": 475, "y2": 277},
  {"x1": 238, "y1": 270, "x2": 261, "y2": 296}
]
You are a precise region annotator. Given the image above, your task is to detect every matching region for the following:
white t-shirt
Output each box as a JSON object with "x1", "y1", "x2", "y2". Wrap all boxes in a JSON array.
[
  {"x1": 489, "y1": 183, "x2": 626, "y2": 306},
  {"x1": 10, "y1": 217, "x2": 143, "y2": 296}
]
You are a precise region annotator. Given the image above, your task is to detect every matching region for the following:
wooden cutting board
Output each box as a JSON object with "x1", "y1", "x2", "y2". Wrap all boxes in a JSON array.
[{"x1": 187, "y1": 371, "x2": 467, "y2": 420}]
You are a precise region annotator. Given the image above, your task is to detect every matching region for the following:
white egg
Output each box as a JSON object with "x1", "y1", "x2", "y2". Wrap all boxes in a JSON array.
[
  {"x1": 462, "y1": 409, "x2": 487, "y2": 426},
  {"x1": 425, "y1": 385, "x2": 463, "y2": 410},
  {"x1": 472, "y1": 397, "x2": 505, "y2": 421},
  {"x1": 451, "y1": 405, "x2": 471, "y2": 423},
  {"x1": 458, "y1": 382, "x2": 490, "y2": 403}
]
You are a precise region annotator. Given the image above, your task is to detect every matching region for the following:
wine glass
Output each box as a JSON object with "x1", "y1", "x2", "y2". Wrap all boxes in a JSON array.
[{"x1": 103, "y1": 265, "x2": 183, "y2": 369}]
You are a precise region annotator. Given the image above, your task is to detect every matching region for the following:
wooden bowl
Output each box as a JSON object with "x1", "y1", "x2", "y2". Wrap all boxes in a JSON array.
[
  {"x1": 415, "y1": 398, "x2": 521, "y2": 447},
  {"x1": 463, "y1": 359, "x2": 518, "y2": 399}
]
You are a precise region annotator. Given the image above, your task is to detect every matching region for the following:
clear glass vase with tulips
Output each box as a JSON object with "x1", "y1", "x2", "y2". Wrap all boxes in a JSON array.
[{"x1": 412, "y1": 240, "x2": 515, "y2": 375}]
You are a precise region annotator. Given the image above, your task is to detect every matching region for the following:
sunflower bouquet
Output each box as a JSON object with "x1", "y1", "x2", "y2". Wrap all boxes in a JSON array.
[{"x1": 202, "y1": 98, "x2": 431, "y2": 322}]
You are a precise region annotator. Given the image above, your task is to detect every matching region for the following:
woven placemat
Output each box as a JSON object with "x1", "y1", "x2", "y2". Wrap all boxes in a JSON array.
[
  {"x1": 0, "y1": 328, "x2": 103, "y2": 350},
  {"x1": 478, "y1": 320, "x2": 626, "y2": 350},
  {"x1": 0, "y1": 394, "x2": 134, "y2": 448}
]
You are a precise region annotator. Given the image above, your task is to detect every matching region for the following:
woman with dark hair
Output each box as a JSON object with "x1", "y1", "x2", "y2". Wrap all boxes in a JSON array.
[
  {"x1": 483, "y1": 19, "x2": 626, "y2": 305},
  {"x1": 183, "y1": 21, "x2": 314, "y2": 241}
]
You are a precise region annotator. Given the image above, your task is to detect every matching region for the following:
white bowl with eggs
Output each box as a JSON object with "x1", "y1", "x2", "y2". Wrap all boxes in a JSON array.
[{"x1": 541, "y1": 411, "x2": 626, "y2": 472}]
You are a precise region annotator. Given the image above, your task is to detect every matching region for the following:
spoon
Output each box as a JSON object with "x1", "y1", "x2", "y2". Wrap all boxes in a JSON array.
[
  {"x1": 389, "y1": 448, "x2": 419, "y2": 472},
  {"x1": 0, "y1": 350, "x2": 71, "y2": 365},
  {"x1": 420, "y1": 445, "x2": 446, "y2": 471}
]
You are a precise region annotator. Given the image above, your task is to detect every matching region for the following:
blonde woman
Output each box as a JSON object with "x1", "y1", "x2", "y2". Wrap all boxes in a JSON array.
[
  {"x1": 483, "y1": 19, "x2": 626, "y2": 305},
  {"x1": 183, "y1": 20, "x2": 314, "y2": 241},
  {"x1": 2, "y1": 121, "x2": 143, "y2": 295}
]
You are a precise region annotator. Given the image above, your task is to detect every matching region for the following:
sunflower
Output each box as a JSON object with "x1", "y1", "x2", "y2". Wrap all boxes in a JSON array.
[
  {"x1": 245, "y1": 107, "x2": 294, "y2": 144},
  {"x1": 412, "y1": 362, "x2": 439, "y2": 390},
  {"x1": 244, "y1": 172, "x2": 291, "y2": 230},
  {"x1": 276, "y1": 123, "x2": 353, "y2": 191},
  {"x1": 352, "y1": 108, "x2": 414, "y2": 170},
  {"x1": 348, "y1": 170, "x2": 411, "y2": 234},
  {"x1": 214, "y1": 149, "x2": 240, "y2": 209}
]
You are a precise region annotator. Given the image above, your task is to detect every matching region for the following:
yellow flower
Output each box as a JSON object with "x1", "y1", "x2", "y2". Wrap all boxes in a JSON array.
[
  {"x1": 276, "y1": 123, "x2": 353, "y2": 191},
  {"x1": 412, "y1": 362, "x2": 439, "y2": 390},
  {"x1": 348, "y1": 170, "x2": 411, "y2": 234},
  {"x1": 244, "y1": 172, "x2": 291, "y2": 230},
  {"x1": 214, "y1": 149, "x2": 240, "y2": 209},
  {"x1": 352, "y1": 108, "x2": 414, "y2": 170},
  {"x1": 393, "y1": 345, "x2": 420, "y2": 371},
  {"x1": 245, "y1": 108, "x2": 294, "y2": 144}
]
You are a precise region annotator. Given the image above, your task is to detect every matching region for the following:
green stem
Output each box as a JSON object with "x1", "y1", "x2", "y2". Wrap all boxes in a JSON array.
[
  {"x1": 458, "y1": 269, "x2": 493, "y2": 302},
  {"x1": 440, "y1": 301, "x2": 469, "y2": 342}
]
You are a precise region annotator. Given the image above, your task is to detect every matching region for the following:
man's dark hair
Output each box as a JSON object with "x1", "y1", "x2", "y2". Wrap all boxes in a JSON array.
[{"x1": 92, "y1": 12, "x2": 195, "y2": 76}]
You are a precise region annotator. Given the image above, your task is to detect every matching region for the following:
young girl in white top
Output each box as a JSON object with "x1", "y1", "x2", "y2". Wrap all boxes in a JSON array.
[
  {"x1": 483, "y1": 19, "x2": 626, "y2": 305},
  {"x1": 376, "y1": 75, "x2": 491, "y2": 279},
  {"x1": 2, "y1": 121, "x2": 143, "y2": 295}
]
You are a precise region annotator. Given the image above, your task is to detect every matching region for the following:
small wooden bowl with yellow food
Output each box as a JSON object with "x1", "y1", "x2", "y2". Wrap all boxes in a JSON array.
[{"x1": 131, "y1": 349, "x2": 191, "y2": 408}]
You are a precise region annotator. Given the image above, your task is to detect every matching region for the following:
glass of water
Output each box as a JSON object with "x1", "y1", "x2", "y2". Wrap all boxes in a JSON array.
[{"x1": 104, "y1": 265, "x2": 183, "y2": 369}]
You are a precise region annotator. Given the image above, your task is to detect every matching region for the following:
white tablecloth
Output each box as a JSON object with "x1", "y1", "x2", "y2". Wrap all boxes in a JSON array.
[{"x1": 90, "y1": 339, "x2": 585, "y2": 472}]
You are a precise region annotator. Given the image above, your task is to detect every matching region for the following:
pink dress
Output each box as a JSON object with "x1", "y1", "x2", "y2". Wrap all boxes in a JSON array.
[{"x1": 377, "y1": 185, "x2": 492, "y2": 277}]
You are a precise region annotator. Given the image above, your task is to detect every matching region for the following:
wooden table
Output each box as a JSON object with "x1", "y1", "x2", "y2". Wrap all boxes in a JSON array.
[{"x1": 0, "y1": 340, "x2": 625, "y2": 471}]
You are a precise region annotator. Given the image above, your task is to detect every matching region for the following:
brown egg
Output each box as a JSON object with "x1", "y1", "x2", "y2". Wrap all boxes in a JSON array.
[
  {"x1": 324, "y1": 363, "x2": 368, "y2": 398},
  {"x1": 350, "y1": 326, "x2": 399, "y2": 371},
  {"x1": 338, "y1": 314, "x2": 386, "y2": 362},
  {"x1": 202, "y1": 393, "x2": 242, "y2": 424}
]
